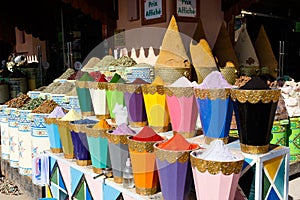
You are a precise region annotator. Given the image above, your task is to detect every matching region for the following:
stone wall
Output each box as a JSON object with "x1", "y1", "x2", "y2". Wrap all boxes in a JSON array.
[{"x1": 0, "y1": 159, "x2": 44, "y2": 199}]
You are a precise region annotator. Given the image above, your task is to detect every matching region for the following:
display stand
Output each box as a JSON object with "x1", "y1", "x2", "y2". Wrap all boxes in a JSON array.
[
  {"x1": 44, "y1": 151, "x2": 163, "y2": 200},
  {"x1": 44, "y1": 137, "x2": 290, "y2": 200},
  {"x1": 227, "y1": 140, "x2": 290, "y2": 200}
]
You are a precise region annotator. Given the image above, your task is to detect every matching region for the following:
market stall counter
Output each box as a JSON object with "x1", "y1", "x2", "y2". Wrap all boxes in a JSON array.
[{"x1": 43, "y1": 135, "x2": 290, "y2": 200}]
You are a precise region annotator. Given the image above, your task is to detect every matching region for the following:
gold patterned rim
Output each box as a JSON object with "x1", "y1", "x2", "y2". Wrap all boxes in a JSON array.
[
  {"x1": 87, "y1": 82, "x2": 108, "y2": 90},
  {"x1": 56, "y1": 120, "x2": 70, "y2": 127},
  {"x1": 204, "y1": 136, "x2": 229, "y2": 145},
  {"x1": 106, "y1": 133, "x2": 129, "y2": 144},
  {"x1": 44, "y1": 118, "x2": 59, "y2": 125},
  {"x1": 76, "y1": 160, "x2": 92, "y2": 166},
  {"x1": 69, "y1": 123, "x2": 91, "y2": 133},
  {"x1": 124, "y1": 84, "x2": 143, "y2": 94},
  {"x1": 135, "y1": 186, "x2": 157, "y2": 196},
  {"x1": 85, "y1": 126, "x2": 109, "y2": 138},
  {"x1": 113, "y1": 176, "x2": 123, "y2": 184},
  {"x1": 64, "y1": 153, "x2": 74, "y2": 159},
  {"x1": 154, "y1": 67, "x2": 191, "y2": 81},
  {"x1": 141, "y1": 84, "x2": 165, "y2": 95},
  {"x1": 106, "y1": 83, "x2": 125, "y2": 91},
  {"x1": 81, "y1": 111, "x2": 95, "y2": 116},
  {"x1": 86, "y1": 81, "x2": 98, "y2": 89},
  {"x1": 154, "y1": 142, "x2": 199, "y2": 163},
  {"x1": 194, "y1": 88, "x2": 231, "y2": 100},
  {"x1": 76, "y1": 80, "x2": 92, "y2": 89},
  {"x1": 240, "y1": 143, "x2": 269, "y2": 154},
  {"x1": 93, "y1": 167, "x2": 103, "y2": 174},
  {"x1": 230, "y1": 88, "x2": 281, "y2": 103},
  {"x1": 150, "y1": 125, "x2": 169, "y2": 133},
  {"x1": 129, "y1": 121, "x2": 148, "y2": 127},
  {"x1": 127, "y1": 136, "x2": 159, "y2": 153},
  {"x1": 51, "y1": 148, "x2": 63, "y2": 153},
  {"x1": 165, "y1": 87, "x2": 194, "y2": 98},
  {"x1": 174, "y1": 131, "x2": 195, "y2": 139},
  {"x1": 190, "y1": 150, "x2": 244, "y2": 175},
  {"x1": 96, "y1": 114, "x2": 110, "y2": 120}
]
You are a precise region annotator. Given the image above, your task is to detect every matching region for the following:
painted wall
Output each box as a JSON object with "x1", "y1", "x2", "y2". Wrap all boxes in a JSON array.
[
  {"x1": 116, "y1": 0, "x2": 224, "y2": 51},
  {"x1": 15, "y1": 28, "x2": 47, "y2": 63}
]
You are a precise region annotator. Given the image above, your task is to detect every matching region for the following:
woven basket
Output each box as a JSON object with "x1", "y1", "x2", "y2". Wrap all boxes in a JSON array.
[
  {"x1": 194, "y1": 67, "x2": 216, "y2": 83},
  {"x1": 220, "y1": 67, "x2": 237, "y2": 85},
  {"x1": 239, "y1": 66, "x2": 260, "y2": 77},
  {"x1": 154, "y1": 67, "x2": 191, "y2": 85}
]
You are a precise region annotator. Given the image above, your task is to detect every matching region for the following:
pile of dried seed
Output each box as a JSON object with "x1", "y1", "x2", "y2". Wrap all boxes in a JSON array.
[
  {"x1": 20, "y1": 97, "x2": 45, "y2": 110},
  {"x1": 57, "y1": 68, "x2": 75, "y2": 79},
  {"x1": 0, "y1": 177, "x2": 23, "y2": 196},
  {"x1": 51, "y1": 81, "x2": 75, "y2": 94},
  {"x1": 66, "y1": 87, "x2": 77, "y2": 96},
  {"x1": 31, "y1": 99, "x2": 58, "y2": 113},
  {"x1": 4, "y1": 94, "x2": 31, "y2": 108},
  {"x1": 41, "y1": 82, "x2": 62, "y2": 93}
]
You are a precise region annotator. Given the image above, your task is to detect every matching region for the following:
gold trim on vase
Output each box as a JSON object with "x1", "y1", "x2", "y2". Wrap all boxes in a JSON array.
[
  {"x1": 154, "y1": 143, "x2": 198, "y2": 163},
  {"x1": 135, "y1": 186, "x2": 157, "y2": 196},
  {"x1": 107, "y1": 83, "x2": 124, "y2": 91},
  {"x1": 44, "y1": 118, "x2": 59, "y2": 125},
  {"x1": 150, "y1": 125, "x2": 169, "y2": 133},
  {"x1": 87, "y1": 82, "x2": 98, "y2": 89},
  {"x1": 127, "y1": 136, "x2": 157, "y2": 153},
  {"x1": 51, "y1": 148, "x2": 63, "y2": 153},
  {"x1": 64, "y1": 153, "x2": 74, "y2": 159},
  {"x1": 190, "y1": 152, "x2": 244, "y2": 175},
  {"x1": 76, "y1": 159, "x2": 92, "y2": 166},
  {"x1": 129, "y1": 121, "x2": 148, "y2": 128},
  {"x1": 154, "y1": 67, "x2": 191, "y2": 84},
  {"x1": 69, "y1": 124, "x2": 89, "y2": 133},
  {"x1": 76, "y1": 81, "x2": 91, "y2": 89},
  {"x1": 174, "y1": 131, "x2": 195, "y2": 138},
  {"x1": 85, "y1": 128, "x2": 108, "y2": 138},
  {"x1": 165, "y1": 87, "x2": 194, "y2": 98},
  {"x1": 194, "y1": 88, "x2": 231, "y2": 100},
  {"x1": 87, "y1": 82, "x2": 108, "y2": 90},
  {"x1": 57, "y1": 120, "x2": 71, "y2": 127},
  {"x1": 240, "y1": 143, "x2": 269, "y2": 154},
  {"x1": 113, "y1": 176, "x2": 123, "y2": 184},
  {"x1": 141, "y1": 85, "x2": 165, "y2": 95},
  {"x1": 106, "y1": 134, "x2": 128, "y2": 144},
  {"x1": 96, "y1": 114, "x2": 110, "y2": 120},
  {"x1": 124, "y1": 84, "x2": 143, "y2": 94},
  {"x1": 204, "y1": 136, "x2": 229, "y2": 145},
  {"x1": 93, "y1": 167, "x2": 103, "y2": 174},
  {"x1": 230, "y1": 89, "x2": 281, "y2": 104},
  {"x1": 81, "y1": 111, "x2": 95, "y2": 117},
  {"x1": 98, "y1": 82, "x2": 108, "y2": 90}
]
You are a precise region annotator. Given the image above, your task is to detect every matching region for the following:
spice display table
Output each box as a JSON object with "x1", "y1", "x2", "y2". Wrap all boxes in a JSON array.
[
  {"x1": 44, "y1": 151, "x2": 163, "y2": 200},
  {"x1": 44, "y1": 136, "x2": 290, "y2": 200}
]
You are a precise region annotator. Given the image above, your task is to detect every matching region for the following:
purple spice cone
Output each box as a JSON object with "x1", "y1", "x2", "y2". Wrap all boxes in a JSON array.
[
  {"x1": 124, "y1": 92, "x2": 147, "y2": 124},
  {"x1": 156, "y1": 159, "x2": 193, "y2": 200}
]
